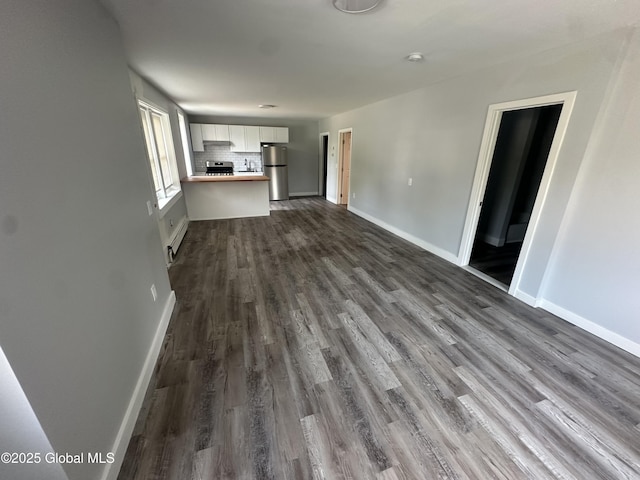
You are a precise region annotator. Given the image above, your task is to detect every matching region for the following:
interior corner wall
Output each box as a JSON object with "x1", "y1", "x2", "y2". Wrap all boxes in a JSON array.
[
  {"x1": 189, "y1": 115, "x2": 320, "y2": 195},
  {"x1": 319, "y1": 28, "x2": 637, "y2": 348},
  {"x1": 0, "y1": 1, "x2": 173, "y2": 479},
  {"x1": 539, "y1": 27, "x2": 640, "y2": 347}
]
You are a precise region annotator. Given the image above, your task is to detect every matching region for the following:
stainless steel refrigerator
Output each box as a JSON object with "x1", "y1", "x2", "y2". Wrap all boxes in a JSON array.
[{"x1": 262, "y1": 145, "x2": 288, "y2": 200}]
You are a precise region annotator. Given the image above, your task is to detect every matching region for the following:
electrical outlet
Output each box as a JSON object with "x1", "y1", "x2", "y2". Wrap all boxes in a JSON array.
[
  {"x1": 169, "y1": 218, "x2": 174, "y2": 228},
  {"x1": 408, "y1": 178, "x2": 413, "y2": 186},
  {"x1": 150, "y1": 284, "x2": 157, "y2": 302},
  {"x1": 146, "y1": 201, "x2": 153, "y2": 216}
]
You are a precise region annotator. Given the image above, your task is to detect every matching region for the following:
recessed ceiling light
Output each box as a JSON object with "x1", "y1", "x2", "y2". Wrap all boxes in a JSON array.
[
  {"x1": 406, "y1": 52, "x2": 424, "y2": 63},
  {"x1": 259, "y1": 104, "x2": 277, "y2": 109},
  {"x1": 333, "y1": 0, "x2": 381, "y2": 14}
]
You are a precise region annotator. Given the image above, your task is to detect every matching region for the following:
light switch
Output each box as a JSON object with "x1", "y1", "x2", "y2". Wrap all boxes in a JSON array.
[
  {"x1": 146, "y1": 201, "x2": 153, "y2": 216},
  {"x1": 408, "y1": 178, "x2": 413, "y2": 186}
]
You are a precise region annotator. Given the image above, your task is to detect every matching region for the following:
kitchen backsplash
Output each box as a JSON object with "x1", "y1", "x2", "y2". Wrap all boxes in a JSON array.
[{"x1": 193, "y1": 143, "x2": 262, "y2": 173}]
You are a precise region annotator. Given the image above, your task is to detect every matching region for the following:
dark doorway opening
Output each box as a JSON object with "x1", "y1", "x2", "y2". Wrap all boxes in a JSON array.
[
  {"x1": 321, "y1": 134, "x2": 329, "y2": 197},
  {"x1": 469, "y1": 103, "x2": 563, "y2": 287}
]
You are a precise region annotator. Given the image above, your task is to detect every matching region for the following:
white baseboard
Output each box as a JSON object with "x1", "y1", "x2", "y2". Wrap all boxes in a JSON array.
[
  {"x1": 189, "y1": 212, "x2": 270, "y2": 221},
  {"x1": 347, "y1": 206, "x2": 458, "y2": 264},
  {"x1": 289, "y1": 191, "x2": 319, "y2": 197},
  {"x1": 101, "y1": 291, "x2": 176, "y2": 480},
  {"x1": 512, "y1": 289, "x2": 538, "y2": 307},
  {"x1": 539, "y1": 299, "x2": 640, "y2": 358},
  {"x1": 479, "y1": 233, "x2": 504, "y2": 247}
]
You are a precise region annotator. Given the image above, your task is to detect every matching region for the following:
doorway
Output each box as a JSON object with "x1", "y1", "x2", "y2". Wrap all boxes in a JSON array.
[
  {"x1": 319, "y1": 132, "x2": 329, "y2": 197},
  {"x1": 459, "y1": 92, "x2": 576, "y2": 297},
  {"x1": 469, "y1": 104, "x2": 562, "y2": 286},
  {"x1": 338, "y1": 129, "x2": 352, "y2": 205}
]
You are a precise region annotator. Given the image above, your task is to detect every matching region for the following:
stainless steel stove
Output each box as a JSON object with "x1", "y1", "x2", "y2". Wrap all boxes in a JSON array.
[{"x1": 205, "y1": 161, "x2": 234, "y2": 176}]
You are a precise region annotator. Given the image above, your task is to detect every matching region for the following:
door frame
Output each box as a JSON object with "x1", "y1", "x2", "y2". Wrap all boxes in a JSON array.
[
  {"x1": 319, "y1": 131, "x2": 330, "y2": 197},
  {"x1": 458, "y1": 91, "x2": 577, "y2": 299},
  {"x1": 337, "y1": 128, "x2": 353, "y2": 206}
]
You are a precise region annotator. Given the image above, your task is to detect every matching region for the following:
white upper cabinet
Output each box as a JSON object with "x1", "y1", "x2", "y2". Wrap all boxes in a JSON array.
[
  {"x1": 275, "y1": 127, "x2": 289, "y2": 143},
  {"x1": 201, "y1": 124, "x2": 230, "y2": 142},
  {"x1": 259, "y1": 126, "x2": 289, "y2": 144},
  {"x1": 259, "y1": 126, "x2": 275, "y2": 143},
  {"x1": 193, "y1": 123, "x2": 286, "y2": 153},
  {"x1": 215, "y1": 124, "x2": 230, "y2": 141},
  {"x1": 245, "y1": 126, "x2": 260, "y2": 151},
  {"x1": 229, "y1": 125, "x2": 245, "y2": 152},
  {"x1": 190, "y1": 123, "x2": 204, "y2": 152},
  {"x1": 230, "y1": 125, "x2": 261, "y2": 152}
]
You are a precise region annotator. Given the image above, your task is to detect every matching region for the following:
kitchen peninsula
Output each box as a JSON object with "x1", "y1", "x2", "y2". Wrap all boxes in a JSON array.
[{"x1": 181, "y1": 174, "x2": 270, "y2": 220}]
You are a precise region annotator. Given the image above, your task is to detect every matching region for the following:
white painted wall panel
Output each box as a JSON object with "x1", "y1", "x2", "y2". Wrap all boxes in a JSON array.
[
  {"x1": 0, "y1": 1, "x2": 173, "y2": 478},
  {"x1": 541, "y1": 29, "x2": 640, "y2": 345}
]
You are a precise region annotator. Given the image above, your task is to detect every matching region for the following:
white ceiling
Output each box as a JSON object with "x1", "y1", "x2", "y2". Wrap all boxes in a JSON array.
[{"x1": 102, "y1": 0, "x2": 640, "y2": 120}]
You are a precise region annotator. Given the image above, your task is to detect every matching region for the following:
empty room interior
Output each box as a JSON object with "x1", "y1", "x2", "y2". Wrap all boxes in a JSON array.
[{"x1": 1, "y1": 1, "x2": 640, "y2": 479}]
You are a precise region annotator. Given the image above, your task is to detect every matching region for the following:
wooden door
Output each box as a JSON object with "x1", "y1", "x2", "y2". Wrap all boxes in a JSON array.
[{"x1": 339, "y1": 131, "x2": 352, "y2": 205}]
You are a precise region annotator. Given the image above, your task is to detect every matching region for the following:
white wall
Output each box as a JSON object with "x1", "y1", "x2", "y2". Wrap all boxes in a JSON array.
[
  {"x1": 0, "y1": 1, "x2": 174, "y2": 479},
  {"x1": 540, "y1": 29, "x2": 640, "y2": 348},
  {"x1": 320, "y1": 28, "x2": 639, "y2": 352},
  {"x1": 190, "y1": 115, "x2": 320, "y2": 195}
]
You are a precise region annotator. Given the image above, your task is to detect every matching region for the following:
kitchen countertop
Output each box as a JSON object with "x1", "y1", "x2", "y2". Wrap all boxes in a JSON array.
[
  {"x1": 182, "y1": 173, "x2": 270, "y2": 220},
  {"x1": 181, "y1": 173, "x2": 269, "y2": 183}
]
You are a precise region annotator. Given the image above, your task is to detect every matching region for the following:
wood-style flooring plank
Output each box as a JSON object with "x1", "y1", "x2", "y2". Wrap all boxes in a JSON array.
[{"x1": 118, "y1": 197, "x2": 640, "y2": 480}]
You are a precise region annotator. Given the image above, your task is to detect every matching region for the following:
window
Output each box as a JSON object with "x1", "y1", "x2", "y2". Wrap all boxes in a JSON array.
[
  {"x1": 177, "y1": 112, "x2": 193, "y2": 177},
  {"x1": 138, "y1": 102, "x2": 180, "y2": 207}
]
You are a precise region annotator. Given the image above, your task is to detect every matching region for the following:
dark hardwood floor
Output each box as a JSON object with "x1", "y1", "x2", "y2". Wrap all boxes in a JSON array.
[{"x1": 118, "y1": 197, "x2": 640, "y2": 480}]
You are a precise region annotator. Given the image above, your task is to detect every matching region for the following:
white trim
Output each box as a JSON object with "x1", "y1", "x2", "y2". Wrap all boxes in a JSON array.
[
  {"x1": 461, "y1": 266, "x2": 508, "y2": 292},
  {"x1": 512, "y1": 288, "x2": 538, "y2": 307},
  {"x1": 101, "y1": 291, "x2": 176, "y2": 480},
  {"x1": 457, "y1": 91, "x2": 577, "y2": 304},
  {"x1": 539, "y1": 299, "x2": 640, "y2": 358},
  {"x1": 177, "y1": 112, "x2": 194, "y2": 177},
  {"x1": 348, "y1": 206, "x2": 458, "y2": 264},
  {"x1": 508, "y1": 92, "x2": 576, "y2": 298},
  {"x1": 477, "y1": 233, "x2": 503, "y2": 247},
  {"x1": 157, "y1": 189, "x2": 183, "y2": 218},
  {"x1": 188, "y1": 212, "x2": 270, "y2": 221},
  {"x1": 289, "y1": 191, "x2": 319, "y2": 197}
]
